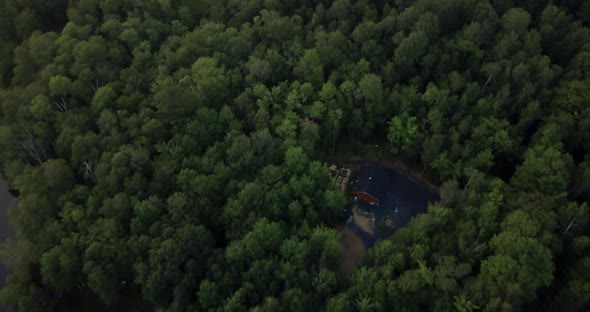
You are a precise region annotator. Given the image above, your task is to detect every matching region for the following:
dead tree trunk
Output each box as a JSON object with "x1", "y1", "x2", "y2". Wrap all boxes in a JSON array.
[
  {"x1": 464, "y1": 176, "x2": 472, "y2": 190},
  {"x1": 83, "y1": 160, "x2": 97, "y2": 183},
  {"x1": 18, "y1": 128, "x2": 47, "y2": 165},
  {"x1": 482, "y1": 71, "x2": 492, "y2": 89},
  {"x1": 53, "y1": 98, "x2": 68, "y2": 112},
  {"x1": 563, "y1": 217, "x2": 577, "y2": 234}
]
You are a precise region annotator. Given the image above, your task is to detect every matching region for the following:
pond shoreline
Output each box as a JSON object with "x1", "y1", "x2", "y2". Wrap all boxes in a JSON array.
[
  {"x1": 339, "y1": 157, "x2": 440, "y2": 196},
  {"x1": 332, "y1": 157, "x2": 439, "y2": 277}
]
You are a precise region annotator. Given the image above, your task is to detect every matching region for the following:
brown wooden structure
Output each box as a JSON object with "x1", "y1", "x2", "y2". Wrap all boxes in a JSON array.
[{"x1": 351, "y1": 191, "x2": 380, "y2": 205}]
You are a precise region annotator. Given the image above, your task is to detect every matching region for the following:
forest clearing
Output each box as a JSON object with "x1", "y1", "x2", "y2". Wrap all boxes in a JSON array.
[{"x1": 337, "y1": 226, "x2": 365, "y2": 278}]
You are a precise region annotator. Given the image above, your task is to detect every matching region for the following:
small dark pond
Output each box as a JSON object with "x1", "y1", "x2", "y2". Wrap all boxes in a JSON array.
[{"x1": 345, "y1": 162, "x2": 439, "y2": 247}]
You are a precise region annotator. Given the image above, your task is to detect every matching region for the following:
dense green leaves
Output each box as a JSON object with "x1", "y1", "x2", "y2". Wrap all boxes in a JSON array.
[
  {"x1": 387, "y1": 113, "x2": 420, "y2": 157},
  {"x1": 511, "y1": 144, "x2": 572, "y2": 195},
  {"x1": 1, "y1": 0, "x2": 589, "y2": 311}
]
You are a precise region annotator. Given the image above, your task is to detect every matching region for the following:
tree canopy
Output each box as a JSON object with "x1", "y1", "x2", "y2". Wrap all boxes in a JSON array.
[{"x1": 0, "y1": 0, "x2": 590, "y2": 311}]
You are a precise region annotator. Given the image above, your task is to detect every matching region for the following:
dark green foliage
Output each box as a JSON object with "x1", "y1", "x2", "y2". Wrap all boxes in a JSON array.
[{"x1": 0, "y1": 0, "x2": 589, "y2": 311}]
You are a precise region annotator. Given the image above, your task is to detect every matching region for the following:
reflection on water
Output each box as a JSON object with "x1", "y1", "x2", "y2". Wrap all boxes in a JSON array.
[
  {"x1": 0, "y1": 180, "x2": 14, "y2": 312},
  {"x1": 346, "y1": 162, "x2": 439, "y2": 247}
]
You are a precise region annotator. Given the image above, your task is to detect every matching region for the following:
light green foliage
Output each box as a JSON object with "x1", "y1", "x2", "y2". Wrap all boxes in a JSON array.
[
  {"x1": 387, "y1": 113, "x2": 420, "y2": 157},
  {"x1": 477, "y1": 210, "x2": 554, "y2": 304},
  {"x1": 313, "y1": 268, "x2": 338, "y2": 295},
  {"x1": 190, "y1": 57, "x2": 229, "y2": 107},
  {"x1": 91, "y1": 85, "x2": 116, "y2": 112},
  {"x1": 48, "y1": 75, "x2": 72, "y2": 97},
  {"x1": 358, "y1": 73, "x2": 382, "y2": 108},
  {"x1": 326, "y1": 293, "x2": 351, "y2": 312},
  {"x1": 29, "y1": 95, "x2": 52, "y2": 118},
  {"x1": 293, "y1": 49, "x2": 324, "y2": 88},
  {"x1": 511, "y1": 144, "x2": 572, "y2": 195}
]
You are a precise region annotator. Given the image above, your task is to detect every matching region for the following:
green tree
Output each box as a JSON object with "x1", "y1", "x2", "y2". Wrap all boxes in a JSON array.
[
  {"x1": 395, "y1": 31, "x2": 428, "y2": 67},
  {"x1": 3, "y1": 1, "x2": 590, "y2": 311},
  {"x1": 511, "y1": 144, "x2": 572, "y2": 195},
  {"x1": 387, "y1": 113, "x2": 420, "y2": 157},
  {"x1": 137, "y1": 225, "x2": 213, "y2": 307},
  {"x1": 293, "y1": 49, "x2": 324, "y2": 88},
  {"x1": 326, "y1": 109, "x2": 342, "y2": 152},
  {"x1": 357, "y1": 73, "x2": 383, "y2": 114}
]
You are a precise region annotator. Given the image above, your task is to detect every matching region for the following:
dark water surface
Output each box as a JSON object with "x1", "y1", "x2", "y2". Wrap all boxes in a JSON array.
[
  {"x1": 348, "y1": 162, "x2": 439, "y2": 246},
  {"x1": 0, "y1": 180, "x2": 14, "y2": 312}
]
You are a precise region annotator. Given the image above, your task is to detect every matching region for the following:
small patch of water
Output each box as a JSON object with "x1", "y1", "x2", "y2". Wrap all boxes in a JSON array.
[{"x1": 345, "y1": 162, "x2": 439, "y2": 246}]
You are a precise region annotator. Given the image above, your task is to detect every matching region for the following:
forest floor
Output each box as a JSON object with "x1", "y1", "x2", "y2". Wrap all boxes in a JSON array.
[
  {"x1": 337, "y1": 225, "x2": 365, "y2": 277},
  {"x1": 352, "y1": 206, "x2": 374, "y2": 235}
]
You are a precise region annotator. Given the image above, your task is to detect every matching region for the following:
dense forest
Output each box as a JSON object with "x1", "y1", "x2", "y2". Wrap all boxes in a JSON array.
[{"x1": 0, "y1": 0, "x2": 589, "y2": 311}]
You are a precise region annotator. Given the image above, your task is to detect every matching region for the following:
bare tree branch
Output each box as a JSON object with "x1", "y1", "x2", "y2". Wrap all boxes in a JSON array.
[
  {"x1": 83, "y1": 160, "x2": 97, "y2": 183},
  {"x1": 563, "y1": 217, "x2": 577, "y2": 234},
  {"x1": 53, "y1": 99, "x2": 68, "y2": 112},
  {"x1": 483, "y1": 71, "x2": 492, "y2": 89},
  {"x1": 18, "y1": 128, "x2": 48, "y2": 165},
  {"x1": 464, "y1": 176, "x2": 472, "y2": 190}
]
